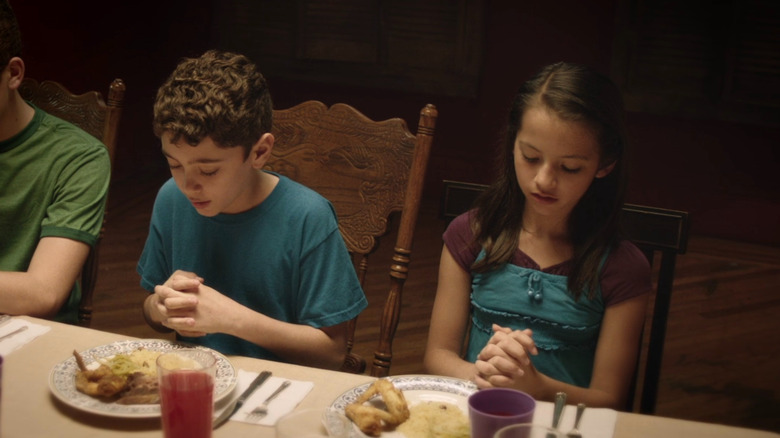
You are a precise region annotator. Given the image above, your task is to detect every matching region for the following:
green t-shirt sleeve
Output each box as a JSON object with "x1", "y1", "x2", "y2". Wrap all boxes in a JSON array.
[{"x1": 39, "y1": 141, "x2": 110, "y2": 246}]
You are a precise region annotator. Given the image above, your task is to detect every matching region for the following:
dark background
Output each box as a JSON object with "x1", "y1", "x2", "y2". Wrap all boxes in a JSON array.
[
  {"x1": 10, "y1": 2, "x2": 780, "y2": 433},
  {"x1": 13, "y1": 0, "x2": 779, "y2": 246}
]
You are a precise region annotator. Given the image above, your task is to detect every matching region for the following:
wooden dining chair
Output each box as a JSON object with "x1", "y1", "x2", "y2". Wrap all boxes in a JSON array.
[
  {"x1": 266, "y1": 101, "x2": 437, "y2": 377},
  {"x1": 439, "y1": 179, "x2": 690, "y2": 414},
  {"x1": 620, "y1": 203, "x2": 689, "y2": 414},
  {"x1": 18, "y1": 77, "x2": 126, "y2": 327}
]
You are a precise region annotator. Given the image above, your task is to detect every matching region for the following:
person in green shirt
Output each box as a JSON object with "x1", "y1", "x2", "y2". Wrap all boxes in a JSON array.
[{"x1": 0, "y1": 0, "x2": 110, "y2": 323}]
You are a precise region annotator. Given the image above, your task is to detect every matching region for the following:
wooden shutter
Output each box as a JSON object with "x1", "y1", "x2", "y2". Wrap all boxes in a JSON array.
[{"x1": 210, "y1": 0, "x2": 483, "y2": 97}]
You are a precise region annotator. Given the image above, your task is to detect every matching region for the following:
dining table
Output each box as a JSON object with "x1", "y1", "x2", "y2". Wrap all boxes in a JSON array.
[{"x1": 1, "y1": 315, "x2": 776, "y2": 438}]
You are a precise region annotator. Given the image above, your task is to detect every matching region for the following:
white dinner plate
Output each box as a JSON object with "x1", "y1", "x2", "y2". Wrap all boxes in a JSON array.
[
  {"x1": 48, "y1": 339, "x2": 237, "y2": 418},
  {"x1": 331, "y1": 374, "x2": 477, "y2": 437}
]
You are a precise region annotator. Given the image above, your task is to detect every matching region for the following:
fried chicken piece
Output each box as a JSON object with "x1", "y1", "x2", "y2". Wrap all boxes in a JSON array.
[
  {"x1": 345, "y1": 379, "x2": 410, "y2": 436},
  {"x1": 355, "y1": 379, "x2": 410, "y2": 425},
  {"x1": 345, "y1": 404, "x2": 386, "y2": 437},
  {"x1": 73, "y1": 350, "x2": 128, "y2": 398}
]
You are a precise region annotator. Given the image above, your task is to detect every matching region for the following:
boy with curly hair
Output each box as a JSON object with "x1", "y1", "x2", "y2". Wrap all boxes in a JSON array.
[{"x1": 138, "y1": 50, "x2": 367, "y2": 369}]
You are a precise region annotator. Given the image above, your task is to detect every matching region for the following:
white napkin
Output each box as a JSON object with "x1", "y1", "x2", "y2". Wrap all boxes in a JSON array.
[
  {"x1": 532, "y1": 401, "x2": 617, "y2": 438},
  {"x1": 0, "y1": 317, "x2": 50, "y2": 357},
  {"x1": 223, "y1": 369, "x2": 314, "y2": 426}
]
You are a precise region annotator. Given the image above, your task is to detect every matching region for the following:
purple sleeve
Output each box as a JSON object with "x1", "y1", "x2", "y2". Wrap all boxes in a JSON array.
[
  {"x1": 442, "y1": 211, "x2": 482, "y2": 272},
  {"x1": 600, "y1": 240, "x2": 653, "y2": 306}
]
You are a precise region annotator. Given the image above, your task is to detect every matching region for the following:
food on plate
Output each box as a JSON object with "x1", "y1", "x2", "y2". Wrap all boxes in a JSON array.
[
  {"x1": 72, "y1": 348, "x2": 162, "y2": 404},
  {"x1": 397, "y1": 401, "x2": 470, "y2": 438},
  {"x1": 115, "y1": 372, "x2": 160, "y2": 405},
  {"x1": 345, "y1": 379, "x2": 411, "y2": 436},
  {"x1": 73, "y1": 350, "x2": 127, "y2": 398},
  {"x1": 100, "y1": 348, "x2": 161, "y2": 378},
  {"x1": 155, "y1": 351, "x2": 202, "y2": 371}
]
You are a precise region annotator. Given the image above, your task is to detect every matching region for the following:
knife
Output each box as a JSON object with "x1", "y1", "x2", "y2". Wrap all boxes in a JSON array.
[
  {"x1": 0, "y1": 325, "x2": 27, "y2": 342},
  {"x1": 213, "y1": 370, "x2": 272, "y2": 428}
]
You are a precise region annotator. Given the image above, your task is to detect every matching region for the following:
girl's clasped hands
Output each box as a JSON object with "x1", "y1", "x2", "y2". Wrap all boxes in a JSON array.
[{"x1": 475, "y1": 324, "x2": 541, "y2": 391}]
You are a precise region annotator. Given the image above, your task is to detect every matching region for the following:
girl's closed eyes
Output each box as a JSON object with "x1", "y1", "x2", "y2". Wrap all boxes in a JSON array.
[
  {"x1": 521, "y1": 153, "x2": 539, "y2": 163},
  {"x1": 520, "y1": 153, "x2": 583, "y2": 174}
]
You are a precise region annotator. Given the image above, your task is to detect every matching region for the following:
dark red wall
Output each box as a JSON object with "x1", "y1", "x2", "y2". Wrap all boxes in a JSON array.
[
  {"x1": 13, "y1": 0, "x2": 779, "y2": 245},
  {"x1": 13, "y1": 1, "x2": 214, "y2": 181}
]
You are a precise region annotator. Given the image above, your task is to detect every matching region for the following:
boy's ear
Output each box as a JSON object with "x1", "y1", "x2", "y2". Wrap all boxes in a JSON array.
[
  {"x1": 250, "y1": 133, "x2": 275, "y2": 169},
  {"x1": 596, "y1": 160, "x2": 616, "y2": 178},
  {"x1": 6, "y1": 57, "x2": 25, "y2": 89}
]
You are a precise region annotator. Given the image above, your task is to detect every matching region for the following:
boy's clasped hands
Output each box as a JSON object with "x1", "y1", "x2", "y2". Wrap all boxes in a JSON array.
[
  {"x1": 475, "y1": 324, "x2": 543, "y2": 393},
  {"x1": 153, "y1": 270, "x2": 237, "y2": 338}
]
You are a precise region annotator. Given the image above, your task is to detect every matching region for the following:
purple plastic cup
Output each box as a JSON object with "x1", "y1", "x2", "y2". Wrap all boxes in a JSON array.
[{"x1": 468, "y1": 388, "x2": 536, "y2": 438}]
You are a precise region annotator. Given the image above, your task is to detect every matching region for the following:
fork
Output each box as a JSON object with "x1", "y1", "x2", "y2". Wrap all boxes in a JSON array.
[
  {"x1": 566, "y1": 403, "x2": 586, "y2": 438},
  {"x1": 246, "y1": 380, "x2": 292, "y2": 421}
]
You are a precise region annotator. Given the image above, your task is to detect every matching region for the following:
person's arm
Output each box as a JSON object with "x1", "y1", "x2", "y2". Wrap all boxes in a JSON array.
[
  {"x1": 423, "y1": 245, "x2": 480, "y2": 380},
  {"x1": 0, "y1": 236, "x2": 89, "y2": 317},
  {"x1": 219, "y1": 301, "x2": 349, "y2": 370},
  {"x1": 476, "y1": 294, "x2": 648, "y2": 409},
  {"x1": 576, "y1": 294, "x2": 647, "y2": 407},
  {"x1": 148, "y1": 271, "x2": 348, "y2": 370}
]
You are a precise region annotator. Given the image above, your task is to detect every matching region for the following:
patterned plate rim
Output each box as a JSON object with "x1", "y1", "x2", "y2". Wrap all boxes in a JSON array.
[
  {"x1": 48, "y1": 339, "x2": 237, "y2": 418},
  {"x1": 330, "y1": 374, "x2": 477, "y2": 411}
]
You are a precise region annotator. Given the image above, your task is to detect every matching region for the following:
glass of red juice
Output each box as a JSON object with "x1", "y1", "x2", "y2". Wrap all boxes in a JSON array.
[{"x1": 157, "y1": 349, "x2": 217, "y2": 438}]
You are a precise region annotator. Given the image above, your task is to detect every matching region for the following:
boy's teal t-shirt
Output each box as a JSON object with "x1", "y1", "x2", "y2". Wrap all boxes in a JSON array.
[{"x1": 137, "y1": 173, "x2": 367, "y2": 361}]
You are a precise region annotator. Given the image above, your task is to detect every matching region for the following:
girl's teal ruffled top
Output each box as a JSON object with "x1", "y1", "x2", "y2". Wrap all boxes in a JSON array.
[{"x1": 465, "y1": 250, "x2": 604, "y2": 387}]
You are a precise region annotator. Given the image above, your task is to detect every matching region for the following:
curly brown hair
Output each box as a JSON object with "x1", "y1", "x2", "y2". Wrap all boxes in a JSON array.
[
  {"x1": 0, "y1": 0, "x2": 22, "y2": 69},
  {"x1": 152, "y1": 50, "x2": 272, "y2": 156}
]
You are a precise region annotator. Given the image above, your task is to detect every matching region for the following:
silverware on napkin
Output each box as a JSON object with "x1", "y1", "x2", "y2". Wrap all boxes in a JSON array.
[
  {"x1": 213, "y1": 370, "x2": 272, "y2": 428},
  {"x1": 245, "y1": 379, "x2": 291, "y2": 421},
  {"x1": 548, "y1": 391, "x2": 568, "y2": 438},
  {"x1": 0, "y1": 325, "x2": 27, "y2": 342},
  {"x1": 566, "y1": 403, "x2": 586, "y2": 438}
]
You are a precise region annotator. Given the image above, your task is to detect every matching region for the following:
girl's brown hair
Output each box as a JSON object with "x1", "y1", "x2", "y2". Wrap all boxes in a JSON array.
[{"x1": 472, "y1": 62, "x2": 629, "y2": 300}]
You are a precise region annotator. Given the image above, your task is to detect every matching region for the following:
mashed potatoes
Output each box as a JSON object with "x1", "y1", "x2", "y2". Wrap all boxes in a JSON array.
[
  {"x1": 155, "y1": 351, "x2": 204, "y2": 371},
  {"x1": 397, "y1": 401, "x2": 470, "y2": 438}
]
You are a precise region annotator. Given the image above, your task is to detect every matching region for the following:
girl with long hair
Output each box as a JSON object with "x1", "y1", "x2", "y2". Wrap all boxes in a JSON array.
[{"x1": 424, "y1": 62, "x2": 651, "y2": 408}]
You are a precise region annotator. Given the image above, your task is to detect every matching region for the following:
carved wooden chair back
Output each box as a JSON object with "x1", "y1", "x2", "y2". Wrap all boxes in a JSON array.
[
  {"x1": 19, "y1": 78, "x2": 126, "y2": 327},
  {"x1": 267, "y1": 101, "x2": 437, "y2": 376},
  {"x1": 439, "y1": 180, "x2": 690, "y2": 414}
]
